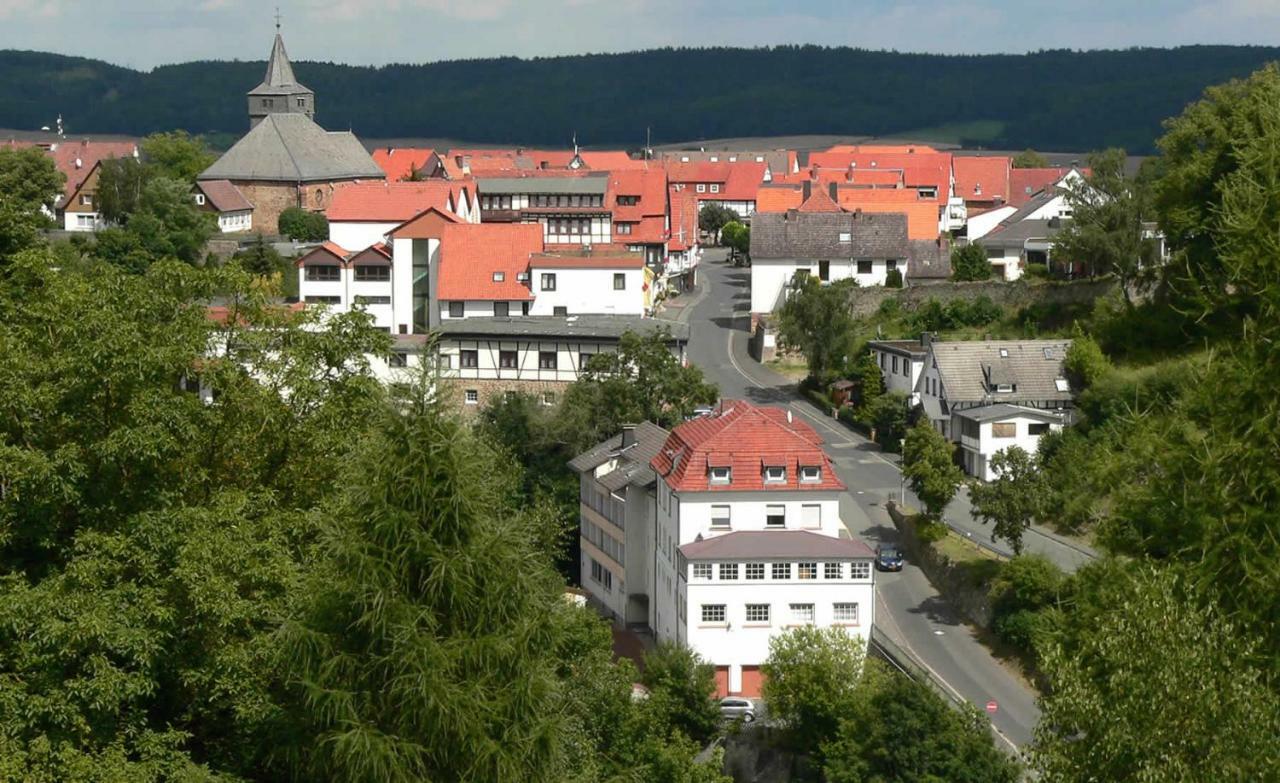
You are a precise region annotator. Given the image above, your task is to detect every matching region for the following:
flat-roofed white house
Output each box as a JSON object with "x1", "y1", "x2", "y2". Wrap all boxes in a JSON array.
[
  {"x1": 953, "y1": 404, "x2": 1066, "y2": 481},
  {"x1": 647, "y1": 400, "x2": 875, "y2": 698},
  {"x1": 867, "y1": 337, "x2": 930, "y2": 403},
  {"x1": 749, "y1": 209, "x2": 910, "y2": 316},
  {"x1": 915, "y1": 339, "x2": 1075, "y2": 454}
]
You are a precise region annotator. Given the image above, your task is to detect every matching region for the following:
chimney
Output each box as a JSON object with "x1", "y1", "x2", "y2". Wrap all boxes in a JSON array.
[
  {"x1": 802, "y1": 181, "x2": 812, "y2": 201},
  {"x1": 621, "y1": 424, "x2": 637, "y2": 449},
  {"x1": 921, "y1": 331, "x2": 934, "y2": 350},
  {"x1": 828, "y1": 182, "x2": 838, "y2": 201}
]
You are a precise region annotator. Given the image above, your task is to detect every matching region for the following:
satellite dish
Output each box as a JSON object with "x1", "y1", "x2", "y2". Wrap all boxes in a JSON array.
[{"x1": 40, "y1": 126, "x2": 50, "y2": 131}]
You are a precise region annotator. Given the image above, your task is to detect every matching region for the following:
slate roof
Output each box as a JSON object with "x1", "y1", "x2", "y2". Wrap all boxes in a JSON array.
[
  {"x1": 569, "y1": 421, "x2": 672, "y2": 490},
  {"x1": 868, "y1": 339, "x2": 929, "y2": 358},
  {"x1": 195, "y1": 180, "x2": 253, "y2": 213},
  {"x1": 680, "y1": 530, "x2": 874, "y2": 561},
  {"x1": 952, "y1": 404, "x2": 1066, "y2": 423},
  {"x1": 926, "y1": 340, "x2": 1073, "y2": 404},
  {"x1": 199, "y1": 114, "x2": 384, "y2": 183},
  {"x1": 651, "y1": 400, "x2": 845, "y2": 493},
  {"x1": 435, "y1": 315, "x2": 689, "y2": 342},
  {"x1": 750, "y1": 210, "x2": 909, "y2": 260},
  {"x1": 476, "y1": 174, "x2": 608, "y2": 195},
  {"x1": 980, "y1": 218, "x2": 1063, "y2": 250},
  {"x1": 907, "y1": 239, "x2": 952, "y2": 279},
  {"x1": 248, "y1": 33, "x2": 313, "y2": 97}
]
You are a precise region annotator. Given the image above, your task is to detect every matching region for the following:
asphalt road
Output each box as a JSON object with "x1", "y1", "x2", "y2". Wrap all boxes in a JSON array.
[{"x1": 679, "y1": 250, "x2": 1047, "y2": 749}]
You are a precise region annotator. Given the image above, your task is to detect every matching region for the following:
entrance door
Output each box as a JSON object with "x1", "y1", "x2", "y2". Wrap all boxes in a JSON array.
[{"x1": 818, "y1": 259, "x2": 830, "y2": 281}]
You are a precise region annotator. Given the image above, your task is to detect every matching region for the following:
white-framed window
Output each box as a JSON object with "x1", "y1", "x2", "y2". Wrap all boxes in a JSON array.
[
  {"x1": 745, "y1": 563, "x2": 765, "y2": 580},
  {"x1": 798, "y1": 562, "x2": 817, "y2": 580},
  {"x1": 710, "y1": 505, "x2": 731, "y2": 529},
  {"x1": 693, "y1": 563, "x2": 713, "y2": 580},
  {"x1": 76, "y1": 214, "x2": 95, "y2": 228},
  {"x1": 801, "y1": 504, "x2": 821, "y2": 529},
  {"x1": 745, "y1": 604, "x2": 770, "y2": 624},
  {"x1": 771, "y1": 562, "x2": 791, "y2": 580},
  {"x1": 800, "y1": 466, "x2": 822, "y2": 483},
  {"x1": 764, "y1": 466, "x2": 785, "y2": 483},
  {"x1": 590, "y1": 558, "x2": 613, "y2": 592},
  {"x1": 789, "y1": 603, "x2": 815, "y2": 624},
  {"x1": 710, "y1": 184, "x2": 720, "y2": 193},
  {"x1": 542, "y1": 392, "x2": 556, "y2": 406},
  {"x1": 464, "y1": 389, "x2": 478, "y2": 405},
  {"x1": 824, "y1": 562, "x2": 843, "y2": 580},
  {"x1": 492, "y1": 271, "x2": 505, "y2": 282},
  {"x1": 851, "y1": 561, "x2": 871, "y2": 580},
  {"x1": 305, "y1": 264, "x2": 340, "y2": 282},
  {"x1": 833, "y1": 603, "x2": 859, "y2": 624},
  {"x1": 701, "y1": 604, "x2": 726, "y2": 623},
  {"x1": 709, "y1": 467, "x2": 731, "y2": 485},
  {"x1": 719, "y1": 563, "x2": 738, "y2": 580},
  {"x1": 194, "y1": 193, "x2": 205, "y2": 206},
  {"x1": 766, "y1": 505, "x2": 785, "y2": 528},
  {"x1": 696, "y1": 184, "x2": 706, "y2": 193},
  {"x1": 81, "y1": 194, "x2": 93, "y2": 206}
]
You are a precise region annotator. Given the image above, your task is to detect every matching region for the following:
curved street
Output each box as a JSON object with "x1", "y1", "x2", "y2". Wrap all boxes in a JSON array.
[{"x1": 676, "y1": 249, "x2": 1060, "y2": 749}]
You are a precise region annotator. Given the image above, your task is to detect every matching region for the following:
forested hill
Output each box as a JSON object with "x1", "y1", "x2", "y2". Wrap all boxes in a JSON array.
[{"x1": 4, "y1": 45, "x2": 1280, "y2": 152}]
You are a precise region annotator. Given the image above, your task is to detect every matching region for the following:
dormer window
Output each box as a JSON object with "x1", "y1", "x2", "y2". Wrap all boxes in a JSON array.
[
  {"x1": 709, "y1": 467, "x2": 731, "y2": 485},
  {"x1": 764, "y1": 466, "x2": 786, "y2": 483},
  {"x1": 492, "y1": 271, "x2": 505, "y2": 282},
  {"x1": 800, "y1": 466, "x2": 821, "y2": 483},
  {"x1": 996, "y1": 384, "x2": 1014, "y2": 393}
]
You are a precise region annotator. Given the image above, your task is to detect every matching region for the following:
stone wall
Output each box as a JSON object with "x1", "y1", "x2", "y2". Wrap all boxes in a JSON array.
[
  {"x1": 233, "y1": 179, "x2": 362, "y2": 236},
  {"x1": 886, "y1": 502, "x2": 997, "y2": 628},
  {"x1": 441, "y1": 378, "x2": 571, "y2": 415},
  {"x1": 846, "y1": 277, "x2": 1117, "y2": 319}
]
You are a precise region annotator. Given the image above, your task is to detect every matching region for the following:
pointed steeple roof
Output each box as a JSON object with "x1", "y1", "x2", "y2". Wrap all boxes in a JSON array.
[{"x1": 248, "y1": 33, "x2": 313, "y2": 97}]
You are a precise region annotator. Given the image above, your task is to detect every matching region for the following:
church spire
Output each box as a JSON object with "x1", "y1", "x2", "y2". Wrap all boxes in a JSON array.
[
  {"x1": 262, "y1": 29, "x2": 300, "y2": 89},
  {"x1": 247, "y1": 21, "x2": 316, "y2": 128}
]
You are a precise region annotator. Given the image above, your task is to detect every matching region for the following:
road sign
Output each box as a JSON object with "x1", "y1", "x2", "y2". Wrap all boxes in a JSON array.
[{"x1": 985, "y1": 701, "x2": 998, "y2": 714}]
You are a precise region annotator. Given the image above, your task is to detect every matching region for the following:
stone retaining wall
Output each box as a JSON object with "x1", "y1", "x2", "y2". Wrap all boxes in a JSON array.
[
  {"x1": 886, "y1": 502, "x2": 997, "y2": 628},
  {"x1": 847, "y1": 277, "x2": 1117, "y2": 318}
]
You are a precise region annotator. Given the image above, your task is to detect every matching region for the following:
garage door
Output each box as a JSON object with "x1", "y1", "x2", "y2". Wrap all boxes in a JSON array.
[
  {"x1": 713, "y1": 666, "x2": 730, "y2": 698},
  {"x1": 740, "y1": 666, "x2": 764, "y2": 698}
]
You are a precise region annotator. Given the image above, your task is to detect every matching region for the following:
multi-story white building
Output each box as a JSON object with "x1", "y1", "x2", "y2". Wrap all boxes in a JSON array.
[
  {"x1": 749, "y1": 209, "x2": 911, "y2": 316},
  {"x1": 867, "y1": 337, "x2": 930, "y2": 404},
  {"x1": 953, "y1": 404, "x2": 1065, "y2": 481},
  {"x1": 574, "y1": 400, "x2": 876, "y2": 698},
  {"x1": 528, "y1": 251, "x2": 651, "y2": 316},
  {"x1": 326, "y1": 180, "x2": 476, "y2": 252}
]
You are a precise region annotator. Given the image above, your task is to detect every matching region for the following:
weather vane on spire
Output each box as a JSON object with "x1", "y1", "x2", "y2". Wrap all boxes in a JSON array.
[{"x1": 275, "y1": 7, "x2": 282, "y2": 32}]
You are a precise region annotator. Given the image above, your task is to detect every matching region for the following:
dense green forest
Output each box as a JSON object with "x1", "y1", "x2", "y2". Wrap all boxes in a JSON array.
[{"x1": 4, "y1": 45, "x2": 1280, "y2": 151}]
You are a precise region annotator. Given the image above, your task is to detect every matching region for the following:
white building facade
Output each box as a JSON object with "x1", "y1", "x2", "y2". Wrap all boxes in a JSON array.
[{"x1": 954, "y1": 405, "x2": 1065, "y2": 481}]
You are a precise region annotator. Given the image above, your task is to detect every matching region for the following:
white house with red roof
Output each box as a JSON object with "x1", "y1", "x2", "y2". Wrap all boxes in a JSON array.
[
  {"x1": 527, "y1": 248, "x2": 650, "y2": 316},
  {"x1": 664, "y1": 160, "x2": 767, "y2": 219},
  {"x1": 5, "y1": 138, "x2": 142, "y2": 231},
  {"x1": 326, "y1": 180, "x2": 476, "y2": 251},
  {"x1": 643, "y1": 400, "x2": 875, "y2": 698}
]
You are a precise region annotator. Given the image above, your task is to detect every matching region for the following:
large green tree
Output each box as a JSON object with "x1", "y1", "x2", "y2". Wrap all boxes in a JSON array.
[
  {"x1": 967, "y1": 446, "x2": 1048, "y2": 555},
  {"x1": 140, "y1": 130, "x2": 216, "y2": 183},
  {"x1": 698, "y1": 203, "x2": 737, "y2": 239},
  {"x1": 761, "y1": 626, "x2": 866, "y2": 757},
  {"x1": 93, "y1": 176, "x2": 218, "y2": 269},
  {"x1": 1054, "y1": 148, "x2": 1158, "y2": 302},
  {"x1": 950, "y1": 243, "x2": 992, "y2": 281},
  {"x1": 822, "y1": 659, "x2": 1020, "y2": 783},
  {"x1": 95, "y1": 155, "x2": 150, "y2": 225},
  {"x1": 0, "y1": 146, "x2": 65, "y2": 216},
  {"x1": 1033, "y1": 566, "x2": 1280, "y2": 781},
  {"x1": 776, "y1": 276, "x2": 859, "y2": 383},
  {"x1": 901, "y1": 419, "x2": 963, "y2": 523}
]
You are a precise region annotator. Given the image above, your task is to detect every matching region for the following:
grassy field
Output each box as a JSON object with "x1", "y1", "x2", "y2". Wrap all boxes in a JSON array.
[
  {"x1": 934, "y1": 531, "x2": 1005, "y2": 588},
  {"x1": 765, "y1": 355, "x2": 810, "y2": 382},
  {"x1": 888, "y1": 120, "x2": 1005, "y2": 146}
]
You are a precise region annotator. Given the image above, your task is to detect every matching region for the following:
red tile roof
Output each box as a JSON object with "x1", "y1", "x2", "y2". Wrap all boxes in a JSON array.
[
  {"x1": 663, "y1": 161, "x2": 730, "y2": 184},
  {"x1": 719, "y1": 162, "x2": 768, "y2": 201},
  {"x1": 389, "y1": 206, "x2": 463, "y2": 239},
  {"x1": 609, "y1": 168, "x2": 669, "y2": 244},
  {"x1": 437, "y1": 223, "x2": 543, "y2": 301},
  {"x1": 756, "y1": 186, "x2": 805, "y2": 213},
  {"x1": 195, "y1": 179, "x2": 253, "y2": 213},
  {"x1": 327, "y1": 181, "x2": 461, "y2": 222},
  {"x1": 953, "y1": 156, "x2": 1011, "y2": 204},
  {"x1": 529, "y1": 252, "x2": 645, "y2": 269},
  {"x1": 371, "y1": 148, "x2": 436, "y2": 181},
  {"x1": 44, "y1": 140, "x2": 138, "y2": 204},
  {"x1": 797, "y1": 187, "x2": 843, "y2": 213},
  {"x1": 294, "y1": 241, "x2": 350, "y2": 267},
  {"x1": 1009, "y1": 167, "x2": 1076, "y2": 207},
  {"x1": 667, "y1": 186, "x2": 700, "y2": 252},
  {"x1": 808, "y1": 150, "x2": 953, "y2": 204},
  {"x1": 836, "y1": 189, "x2": 941, "y2": 241},
  {"x1": 651, "y1": 400, "x2": 845, "y2": 493}
]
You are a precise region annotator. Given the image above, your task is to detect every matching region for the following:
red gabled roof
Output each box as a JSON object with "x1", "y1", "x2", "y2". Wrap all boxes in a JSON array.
[
  {"x1": 371, "y1": 148, "x2": 436, "y2": 181},
  {"x1": 295, "y1": 241, "x2": 350, "y2": 267},
  {"x1": 389, "y1": 206, "x2": 463, "y2": 239},
  {"x1": 1009, "y1": 167, "x2": 1078, "y2": 207},
  {"x1": 808, "y1": 150, "x2": 953, "y2": 204},
  {"x1": 663, "y1": 161, "x2": 730, "y2": 185},
  {"x1": 436, "y1": 223, "x2": 543, "y2": 301},
  {"x1": 953, "y1": 156, "x2": 1011, "y2": 203},
  {"x1": 797, "y1": 187, "x2": 843, "y2": 213},
  {"x1": 756, "y1": 186, "x2": 804, "y2": 213},
  {"x1": 667, "y1": 186, "x2": 699, "y2": 252},
  {"x1": 327, "y1": 181, "x2": 458, "y2": 222},
  {"x1": 836, "y1": 188, "x2": 941, "y2": 241},
  {"x1": 46, "y1": 140, "x2": 138, "y2": 203},
  {"x1": 651, "y1": 400, "x2": 845, "y2": 492},
  {"x1": 719, "y1": 162, "x2": 767, "y2": 201}
]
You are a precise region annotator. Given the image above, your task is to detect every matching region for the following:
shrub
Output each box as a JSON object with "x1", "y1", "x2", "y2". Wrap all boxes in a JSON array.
[
  {"x1": 278, "y1": 206, "x2": 329, "y2": 241},
  {"x1": 988, "y1": 554, "x2": 1068, "y2": 654},
  {"x1": 803, "y1": 386, "x2": 836, "y2": 415},
  {"x1": 877, "y1": 296, "x2": 902, "y2": 317},
  {"x1": 1063, "y1": 328, "x2": 1111, "y2": 390},
  {"x1": 864, "y1": 393, "x2": 909, "y2": 452},
  {"x1": 884, "y1": 267, "x2": 903, "y2": 288},
  {"x1": 951, "y1": 243, "x2": 992, "y2": 281}
]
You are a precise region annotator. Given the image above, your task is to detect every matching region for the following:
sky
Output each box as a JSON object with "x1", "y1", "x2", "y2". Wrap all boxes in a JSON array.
[{"x1": 3, "y1": 0, "x2": 1280, "y2": 70}]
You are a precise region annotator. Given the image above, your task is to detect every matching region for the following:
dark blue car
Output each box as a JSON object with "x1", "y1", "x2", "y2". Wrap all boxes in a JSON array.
[{"x1": 876, "y1": 544, "x2": 904, "y2": 571}]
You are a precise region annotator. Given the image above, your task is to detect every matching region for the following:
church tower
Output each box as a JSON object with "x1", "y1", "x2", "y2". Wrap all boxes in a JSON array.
[{"x1": 247, "y1": 22, "x2": 315, "y2": 128}]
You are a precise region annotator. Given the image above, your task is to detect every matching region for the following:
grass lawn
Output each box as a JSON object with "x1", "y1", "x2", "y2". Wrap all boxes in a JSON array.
[
  {"x1": 933, "y1": 531, "x2": 1005, "y2": 588},
  {"x1": 766, "y1": 355, "x2": 809, "y2": 382}
]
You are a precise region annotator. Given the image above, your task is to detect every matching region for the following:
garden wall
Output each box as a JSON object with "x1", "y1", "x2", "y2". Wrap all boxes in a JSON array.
[
  {"x1": 846, "y1": 278, "x2": 1118, "y2": 319},
  {"x1": 886, "y1": 502, "x2": 997, "y2": 628}
]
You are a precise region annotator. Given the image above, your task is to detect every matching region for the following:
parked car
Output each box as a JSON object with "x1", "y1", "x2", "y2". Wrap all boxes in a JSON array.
[
  {"x1": 719, "y1": 697, "x2": 757, "y2": 723},
  {"x1": 876, "y1": 544, "x2": 904, "y2": 571}
]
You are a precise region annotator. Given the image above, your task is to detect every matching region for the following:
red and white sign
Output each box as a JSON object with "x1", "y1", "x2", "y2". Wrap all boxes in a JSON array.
[{"x1": 985, "y1": 700, "x2": 998, "y2": 714}]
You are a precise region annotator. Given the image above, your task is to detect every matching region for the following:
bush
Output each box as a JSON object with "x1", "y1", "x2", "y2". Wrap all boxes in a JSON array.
[
  {"x1": 865, "y1": 392, "x2": 909, "y2": 452},
  {"x1": 877, "y1": 296, "x2": 902, "y2": 317},
  {"x1": 916, "y1": 519, "x2": 949, "y2": 543},
  {"x1": 951, "y1": 243, "x2": 992, "y2": 281},
  {"x1": 988, "y1": 554, "x2": 1068, "y2": 655},
  {"x1": 908, "y1": 296, "x2": 1003, "y2": 334},
  {"x1": 803, "y1": 386, "x2": 836, "y2": 415},
  {"x1": 884, "y1": 268, "x2": 903, "y2": 288},
  {"x1": 1063, "y1": 328, "x2": 1110, "y2": 390},
  {"x1": 278, "y1": 207, "x2": 329, "y2": 241}
]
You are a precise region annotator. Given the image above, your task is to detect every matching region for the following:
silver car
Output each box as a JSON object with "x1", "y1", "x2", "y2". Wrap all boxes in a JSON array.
[{"x1": 719, "y1": 697, "x2": 757, "y2": 723}]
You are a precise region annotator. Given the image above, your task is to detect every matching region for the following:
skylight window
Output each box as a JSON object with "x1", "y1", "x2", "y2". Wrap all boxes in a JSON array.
[
  {"x1": 492, "y1": 271, "x2": 505, "y2": 282},
  {"x1": 838, "y1": 232, "x2": 851, "y2": 242},
  {"x1": 1055, "y1": 378, "x2": 1071, "y2": 392},
  {"x1": 999, "y1": 348, "x2": 1009, "y2": 358}
]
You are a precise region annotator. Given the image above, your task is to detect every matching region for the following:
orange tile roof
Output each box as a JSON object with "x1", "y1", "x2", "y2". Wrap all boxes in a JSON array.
[
  {"x1": 824, "y1": 144, "x2": 939, "y2": 155},
  {"x1": 719, "y1": 162, "x2": 767, "y2": 201},
  {"x1": 45, "y1": 140, "x2": 138, "y2": 203},
  {"x1": 294, "y1": 241, "x2": 350, "y2": 268},
  {"x1": 667, "y1": 186, "x2": 700, "y2": 252},
  {"x1": 651, "y1": 400, "x2": 845, "y2": 493},
  {"x1": 371, "y1": 148, "x2": 436, "y2": 181},
  {"x1": 798, "y1": 187, "x2": 843, "y2": 213},
  {"x1": 755, "y1": 186, "x2": 804, "y2": 213},
  {"x1": 436, "y1": 223, "x2": 543, "y2": 301},
  {"x1": 809, "y1": 150, "x2": 953, "y2": 204},
  {"x1": 327, "y1": 181, "x2": 458, "y2": 222},
  {"x1": 953, "y1": 156, "x2": 1011, "y2": 203},
  {"x1": 836, "y1": 189, "x2": 941, "y2": 241},
  {"x1": 389, "y1": 206, "x2": 462, "y2": 239}
]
